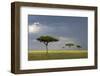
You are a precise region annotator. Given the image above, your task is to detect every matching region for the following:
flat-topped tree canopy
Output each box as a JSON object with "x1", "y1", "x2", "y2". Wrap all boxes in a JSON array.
[
  {"x1": 65, "y1": 43, "x2": 74, "y2": 47},
  {"x1": 37, "y1": 36, "x2": 58, "y2": 43},
  {"x1": 36, "y1": 35, "x2": 59, "y2": 54},
  {"x1": 76, "y1": 45, "x2": 82, "y2": 48}
]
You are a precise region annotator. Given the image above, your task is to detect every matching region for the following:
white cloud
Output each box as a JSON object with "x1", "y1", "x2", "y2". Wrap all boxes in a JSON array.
[
  {"x1": 28, "y1": 22, "x2": 41, "y2": 33},
  {"x1": 34, "y1": 22, "x2": 40, "y2": 25},
  {"x1": 59, "y1": 37, "x2": 76, "y2": 43}
]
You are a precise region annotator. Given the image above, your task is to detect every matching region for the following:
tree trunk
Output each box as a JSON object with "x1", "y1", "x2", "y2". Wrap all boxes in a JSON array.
[{"x1": 46, "y1": 45, "x2": 48, "y2": 55}]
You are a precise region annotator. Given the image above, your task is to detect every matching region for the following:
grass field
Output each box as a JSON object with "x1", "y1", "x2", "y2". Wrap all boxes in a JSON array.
[{"x1": 28, "y1": 50, "x2": 88, "y2": 61}]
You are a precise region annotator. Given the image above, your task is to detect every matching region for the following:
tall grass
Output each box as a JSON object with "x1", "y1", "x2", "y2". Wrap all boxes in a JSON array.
[{"x1": 28, "y1": 50, "x2": 88, "y2": 61}]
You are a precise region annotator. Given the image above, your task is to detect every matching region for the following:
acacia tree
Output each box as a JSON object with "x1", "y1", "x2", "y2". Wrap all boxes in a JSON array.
[
  {"x1": 37, "y1": 36, "x2": 59, "y2": 54},
  {"x1": 76, "y1": 45, "x2": 82, "y2": 48},
  {"x1": 65, "y1": 43, "x2": 74, "y2": 48}
]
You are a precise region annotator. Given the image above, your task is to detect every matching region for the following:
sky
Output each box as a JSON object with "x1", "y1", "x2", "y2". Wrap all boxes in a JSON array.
[{"x1": 28, "y1": 15, "x2": 88, "y2": 51}]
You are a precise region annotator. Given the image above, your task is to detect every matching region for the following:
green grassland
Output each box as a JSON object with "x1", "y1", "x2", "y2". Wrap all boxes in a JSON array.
[{"x1": 28, "y1": 50, "x2": 88, "y2": 61}]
